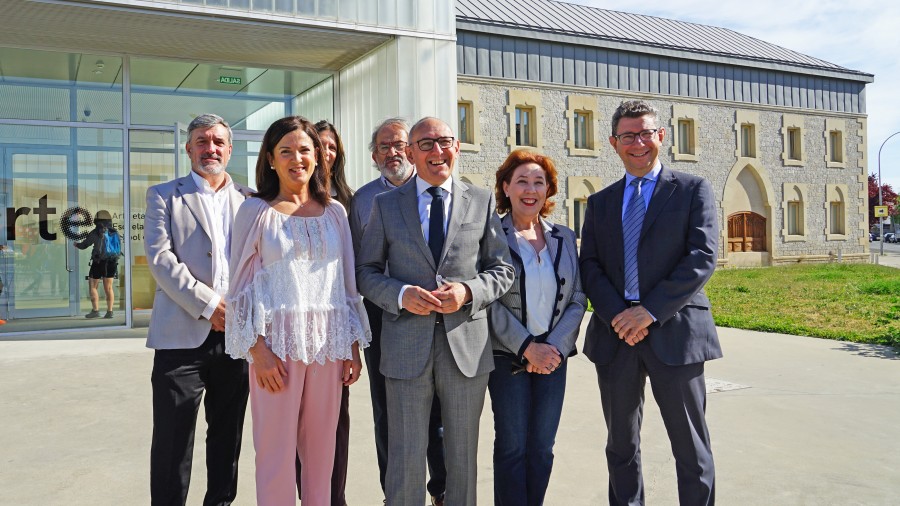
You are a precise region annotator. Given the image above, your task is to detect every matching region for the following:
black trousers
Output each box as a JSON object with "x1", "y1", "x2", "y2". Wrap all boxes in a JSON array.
[
  {"x1": 363, "y1": 299, "x2": 446, "y2": 498},
  {"x1": 150, "y1": 331, "x2": 249, "y2": 506}
]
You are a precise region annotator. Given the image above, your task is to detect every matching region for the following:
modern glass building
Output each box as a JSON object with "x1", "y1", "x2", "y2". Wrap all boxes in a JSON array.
[{"x1": 0, "y1": 0, "x2": 457, "y2": 334}]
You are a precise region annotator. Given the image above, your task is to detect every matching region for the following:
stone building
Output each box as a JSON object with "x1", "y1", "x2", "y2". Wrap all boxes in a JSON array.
[{"x1": 453, "y1": 0, "x2": 873, "y2": 267}]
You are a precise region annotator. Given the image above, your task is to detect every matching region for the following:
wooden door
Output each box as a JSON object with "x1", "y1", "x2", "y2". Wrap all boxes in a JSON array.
[{"x1": 727, "y1": 212, "x2": 766, "y2": 252}]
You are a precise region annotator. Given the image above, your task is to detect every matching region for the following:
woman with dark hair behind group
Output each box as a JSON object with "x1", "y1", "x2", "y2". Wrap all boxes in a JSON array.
[
  {"x1": 293, "y1": 119, "x2": 356, "y2": 505},
  {"x1": 224, "y1": 115, "x2": 369, "y2": 505},
  {"x1": 488, "y1": 148, "x2": 587, "y2": 505}
]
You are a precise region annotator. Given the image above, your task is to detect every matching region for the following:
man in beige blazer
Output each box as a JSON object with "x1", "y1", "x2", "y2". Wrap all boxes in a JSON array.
[{"x1": 144, "y1": 114, "x2": 252, "y2": 506}]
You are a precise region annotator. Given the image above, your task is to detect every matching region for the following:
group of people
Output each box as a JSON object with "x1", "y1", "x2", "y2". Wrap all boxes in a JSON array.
[{"x1": 143, "y1": 99, "x2": 722, "y2": 506}]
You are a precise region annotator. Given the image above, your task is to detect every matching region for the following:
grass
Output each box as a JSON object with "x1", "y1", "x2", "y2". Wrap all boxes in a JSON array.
[{"x1": 705, "y1": 263, "x2": 900, "y2": 347}]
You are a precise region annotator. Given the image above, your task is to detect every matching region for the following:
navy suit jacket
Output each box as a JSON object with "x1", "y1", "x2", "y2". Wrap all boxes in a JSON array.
[{"x1": 579, "y1": 164, "x2": 722, "y2": 366}]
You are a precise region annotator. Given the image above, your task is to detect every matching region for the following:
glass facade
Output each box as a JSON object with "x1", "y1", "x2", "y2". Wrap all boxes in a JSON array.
[{"x1": 0, "y1": 46, "x2": 333, "y2": 334}]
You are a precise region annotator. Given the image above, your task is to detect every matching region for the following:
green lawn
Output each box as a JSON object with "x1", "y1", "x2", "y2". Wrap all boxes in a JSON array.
[{"x1": 706, "y1": 263, "x2": 900, "y2": 347}]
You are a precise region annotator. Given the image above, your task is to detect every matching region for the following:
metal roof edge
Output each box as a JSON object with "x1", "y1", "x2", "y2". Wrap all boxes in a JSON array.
[{"x1": 456, "y1": 21, "x2": 874, "y2": 83}]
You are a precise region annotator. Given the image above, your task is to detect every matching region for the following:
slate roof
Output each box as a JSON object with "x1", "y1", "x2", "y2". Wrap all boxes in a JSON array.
[{"x1": 456, "y1": 0, "x2": 871, "y2": 79}]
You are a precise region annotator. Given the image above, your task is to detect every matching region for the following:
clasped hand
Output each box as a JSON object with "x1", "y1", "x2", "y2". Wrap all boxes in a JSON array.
[
  {"x1": 611, "y1": 305, "x2": 652, "y2": 346},
  {"x1": 402, "y1": 282, "x2": 471, "y2": 315}
]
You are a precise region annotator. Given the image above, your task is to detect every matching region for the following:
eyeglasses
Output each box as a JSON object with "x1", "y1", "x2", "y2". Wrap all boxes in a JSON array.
[
  {"x1": 376, "y1": 141, "x2": 408, "y2": 154},
  {"x1": 413, "y1": 137, "x2": 455, "y2": 151},
  {"x1": 613, "y1": 129, "x2": 659, "y2": 145}
]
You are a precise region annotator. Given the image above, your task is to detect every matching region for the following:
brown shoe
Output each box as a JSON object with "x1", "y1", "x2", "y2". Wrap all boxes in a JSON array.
[{"x1": 431, "y1": 493, "x2": 445, "y2": 506}]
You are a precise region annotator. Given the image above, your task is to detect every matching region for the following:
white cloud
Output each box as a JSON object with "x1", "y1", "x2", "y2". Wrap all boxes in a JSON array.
[{"x1": 566, "y1": 0, "x2": 900, "y2": 188}]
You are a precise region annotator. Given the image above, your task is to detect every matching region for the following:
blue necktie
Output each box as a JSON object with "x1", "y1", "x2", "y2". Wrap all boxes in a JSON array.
[
  {"x1": 427, "y1": 186, "x2": 445, "y2": 265},
  {"x1": 623, "y1": 177, "x2": 646, "y2": 299}
]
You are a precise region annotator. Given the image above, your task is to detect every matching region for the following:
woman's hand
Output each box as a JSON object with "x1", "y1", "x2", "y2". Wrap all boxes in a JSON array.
[
  {"x1": 523, "y1": 342, "x2": 562, "y2": 375},
  {"x1": 249, "y1": 336, "x2": 287, "y2": 393},
  {"x1": 342, "y1": 343, "x2": 363, "y2": 386}
]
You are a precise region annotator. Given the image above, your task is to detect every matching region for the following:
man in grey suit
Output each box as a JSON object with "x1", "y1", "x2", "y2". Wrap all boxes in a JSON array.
[
  {"x1": 579, "y1": 100, "x2": 722, "y2": 505},
  {"x1": 357, "y1": 117, "x2": 514, "y2": 506},
  {"x1": 349, "y1": 117, "x2": 447, "y2": 505},
  {"x1": 144, "y1": 114, "x2": 252, "y2": 506}
]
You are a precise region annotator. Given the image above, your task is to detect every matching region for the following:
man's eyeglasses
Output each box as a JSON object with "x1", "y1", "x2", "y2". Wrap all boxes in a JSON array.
[
  {"x1": 376, "y1": 141, "x2": 408, "y2": 154},
  {"x1": 413, "y1": 137, "x2": 455, "y2": 151},
  {"x1": 613, "y1": 129, "x2": 659, "y2": 145}
]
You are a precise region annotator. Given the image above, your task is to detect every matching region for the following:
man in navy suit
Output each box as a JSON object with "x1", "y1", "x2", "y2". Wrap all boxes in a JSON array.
[{"x1": 579, "y1": 100, "x2": 722, "y2": 505}]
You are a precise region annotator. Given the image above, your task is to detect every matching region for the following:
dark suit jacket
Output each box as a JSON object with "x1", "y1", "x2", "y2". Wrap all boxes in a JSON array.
[{"x1": 579, "y1": 165, "x2": 722, "y2": 366}]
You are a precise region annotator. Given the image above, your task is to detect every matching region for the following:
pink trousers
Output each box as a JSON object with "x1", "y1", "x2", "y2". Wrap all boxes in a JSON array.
[{"x1": 250, "y1": 359, "x2": 342, "y2": 506}]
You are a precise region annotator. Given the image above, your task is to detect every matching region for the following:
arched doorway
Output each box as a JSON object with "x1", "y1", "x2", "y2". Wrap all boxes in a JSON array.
[
  {"x1": 727, "y1": 212, "x2": 766, "y2": 252},
  {"x1": 722, "y1": 161, "x2": 776, "y2": 266}
]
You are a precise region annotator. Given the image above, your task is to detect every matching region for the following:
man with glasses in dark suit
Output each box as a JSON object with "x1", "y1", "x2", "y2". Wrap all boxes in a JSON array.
[{"x1": 580, "y1": 100, "x2": 722, "y2": 505}]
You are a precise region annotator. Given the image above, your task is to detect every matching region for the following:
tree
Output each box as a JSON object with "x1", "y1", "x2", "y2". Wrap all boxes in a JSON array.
[{"x1": 868, "y1": 174, "x2": 898, "y2": 227}]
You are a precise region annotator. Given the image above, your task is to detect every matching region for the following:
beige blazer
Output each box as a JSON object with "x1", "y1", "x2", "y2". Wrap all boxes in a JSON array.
[{"x1": 144, "y1": 174, "x2": 251, "y2": 350}]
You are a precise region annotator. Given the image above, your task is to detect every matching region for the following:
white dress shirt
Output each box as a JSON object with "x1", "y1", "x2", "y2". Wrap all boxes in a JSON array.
[
  {"x1": 398, "y1": 176, "x2": 455, "y2": 309},
  {"x1": 189, "y1": 170, "x2": 235, "y2": 320},
  {"x1": 514, "y1": 228, "x2": 555, "y2": 337}
]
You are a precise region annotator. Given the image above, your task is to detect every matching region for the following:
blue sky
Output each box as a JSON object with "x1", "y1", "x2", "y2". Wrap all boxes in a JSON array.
[{"x1": 568, "y1": 1, "x2": 900, "y2": 188}]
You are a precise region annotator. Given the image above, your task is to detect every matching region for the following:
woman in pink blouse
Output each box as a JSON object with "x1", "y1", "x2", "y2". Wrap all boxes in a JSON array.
[{"x1": 225, "y1": 115, "x2": 369, "y2": 506}]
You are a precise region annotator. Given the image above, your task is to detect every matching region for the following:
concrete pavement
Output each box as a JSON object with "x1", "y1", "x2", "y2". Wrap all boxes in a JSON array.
[{"x1": 1, "y1": 320, "x2": 898, "y2": 505}]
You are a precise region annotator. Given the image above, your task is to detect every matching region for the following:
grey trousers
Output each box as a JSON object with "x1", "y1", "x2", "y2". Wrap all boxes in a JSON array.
[{"x1": 384, "y1": 323, "x2": 489, "y2": 506}]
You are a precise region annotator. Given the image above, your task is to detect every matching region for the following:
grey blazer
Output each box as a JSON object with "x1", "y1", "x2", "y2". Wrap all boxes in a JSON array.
[
  {"x1": 579, "y1": 165, "x2": 722, "y2": 366},
  {"x1": 356, "y1": 176, "x2": 515, "y2": 379},
  {"x1": 489, "y1": 214, "x2": 587, "y2": 359},
  {"x1": 144, "y1": 174, "x2": 252, "y2": 350}
]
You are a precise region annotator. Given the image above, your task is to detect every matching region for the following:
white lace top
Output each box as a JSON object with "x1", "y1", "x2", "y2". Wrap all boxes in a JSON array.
[{"x1": 224, "y1": 197, "x2": 370, "y2": 364}]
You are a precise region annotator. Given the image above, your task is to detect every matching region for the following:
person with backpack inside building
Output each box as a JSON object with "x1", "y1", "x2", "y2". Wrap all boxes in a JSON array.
[{"x1": 75, "y1": 209, "x2": 121, "y2": 319}]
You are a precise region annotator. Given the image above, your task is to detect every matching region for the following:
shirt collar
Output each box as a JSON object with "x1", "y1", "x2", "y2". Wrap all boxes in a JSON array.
[
  {"x1": 380, "y1": 170, "x2": 416, "y2": 190},
  {"x1": 415, "y1": 175, "x2": 453, "y2": 197},
  {"x1": 190, "y1": 170, "x2": 233, "y2": 195},
  {"x1": 624, "y1": 161, "x2": 662, "y2": 186}
]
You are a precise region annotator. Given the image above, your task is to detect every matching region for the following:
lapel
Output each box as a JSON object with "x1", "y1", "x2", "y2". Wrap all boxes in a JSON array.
[
  {"x1": 642, "y1": 165, "x2": 676, "y2": 239},
  {"x1": 398, "y1": 176, "x2": 436, "y2": 268},
  {"x1": 177, "y1": 175, "x2": 212, "y2": 240},
  {"x1": 609, "y1": 177, "x2": 627, "y2": 244},
  {"x1": 545, "y1": 218, "x2": 564, "y2": 271},
  {"x1": 441, "y1": 177, "x2": 471, "y2": 267},
  {"x1": 500, "y1": 213, "x2": 523, "y2": 266},
  {"x1": 227, "y1": 182, "x2": 248, "y2": 219}
]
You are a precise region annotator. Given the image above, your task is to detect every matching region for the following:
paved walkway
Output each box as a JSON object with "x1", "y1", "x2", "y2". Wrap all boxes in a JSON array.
[{"x1": 1, "y1": 320, "x2": 898, "y2": 505}]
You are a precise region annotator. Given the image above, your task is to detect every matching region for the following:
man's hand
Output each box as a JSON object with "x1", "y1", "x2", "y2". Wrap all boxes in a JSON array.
[
  {"x1": 431, "y1": 282, "x2": 472, "y2": 314},
  {"x1": 342, "y1": 344, "x2": 363, "y2": 386},
  {"x1": 402, "y1": 286, "x2": 443, "y2": 315},
  {"x1": 210, "y1": 299, "x2": 226, "y2": 332},
  {"x1": 248, "y1": 336, "x2": 287, "y2": 393},
  {"x1": 611, "y1": 305, "x2": 653, "y2": 346}
]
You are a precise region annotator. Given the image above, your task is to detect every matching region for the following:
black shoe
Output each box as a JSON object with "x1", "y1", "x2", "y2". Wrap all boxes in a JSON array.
[
  {"x1": 103, "y1": 311, "x2": 114, "y2": 319},
  {"x1": 85, "y1": 310, "x2": 100, "y2": 319}
]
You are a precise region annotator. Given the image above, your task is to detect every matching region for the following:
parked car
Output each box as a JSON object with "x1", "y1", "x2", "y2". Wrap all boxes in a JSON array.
[
  {"x1": 870, "y1": 232, "x2": 876, "y2": 242},
  {"x1": 884, "y1": 233, "x2": 896, "y2": 243}
]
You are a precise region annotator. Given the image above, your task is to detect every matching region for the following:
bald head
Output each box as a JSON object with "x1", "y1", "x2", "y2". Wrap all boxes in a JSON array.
[{"x1": 405, "y1": 116, "x2": 460, "y2": 187}]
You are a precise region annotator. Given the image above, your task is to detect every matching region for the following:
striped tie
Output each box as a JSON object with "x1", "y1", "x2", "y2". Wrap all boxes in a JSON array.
[{"x1": 623, "y1": 177, "x2": 646, "y2": 299}]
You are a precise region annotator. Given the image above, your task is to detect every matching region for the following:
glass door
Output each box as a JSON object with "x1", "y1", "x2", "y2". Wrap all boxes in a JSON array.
[
  {"x1": 2, "y1": 148, "x2": 78, "y2": 319},
  {"x1": 0, "y1": 126, "x2": 124, "y2": 332}
]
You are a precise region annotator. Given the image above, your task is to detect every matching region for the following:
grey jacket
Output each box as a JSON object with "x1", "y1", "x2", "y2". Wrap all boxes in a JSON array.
[
  {"x1": 356, "y1": 176, "x2": 515, "y2": 379},
  {"x1": 489, "y1": 214, "x2": 587, "y2": 359}
]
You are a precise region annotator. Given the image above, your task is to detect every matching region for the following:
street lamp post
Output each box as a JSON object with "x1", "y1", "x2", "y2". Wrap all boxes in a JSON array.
[{"x1": 878, "y1": 131, "x2": 900, "y2": 256}]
